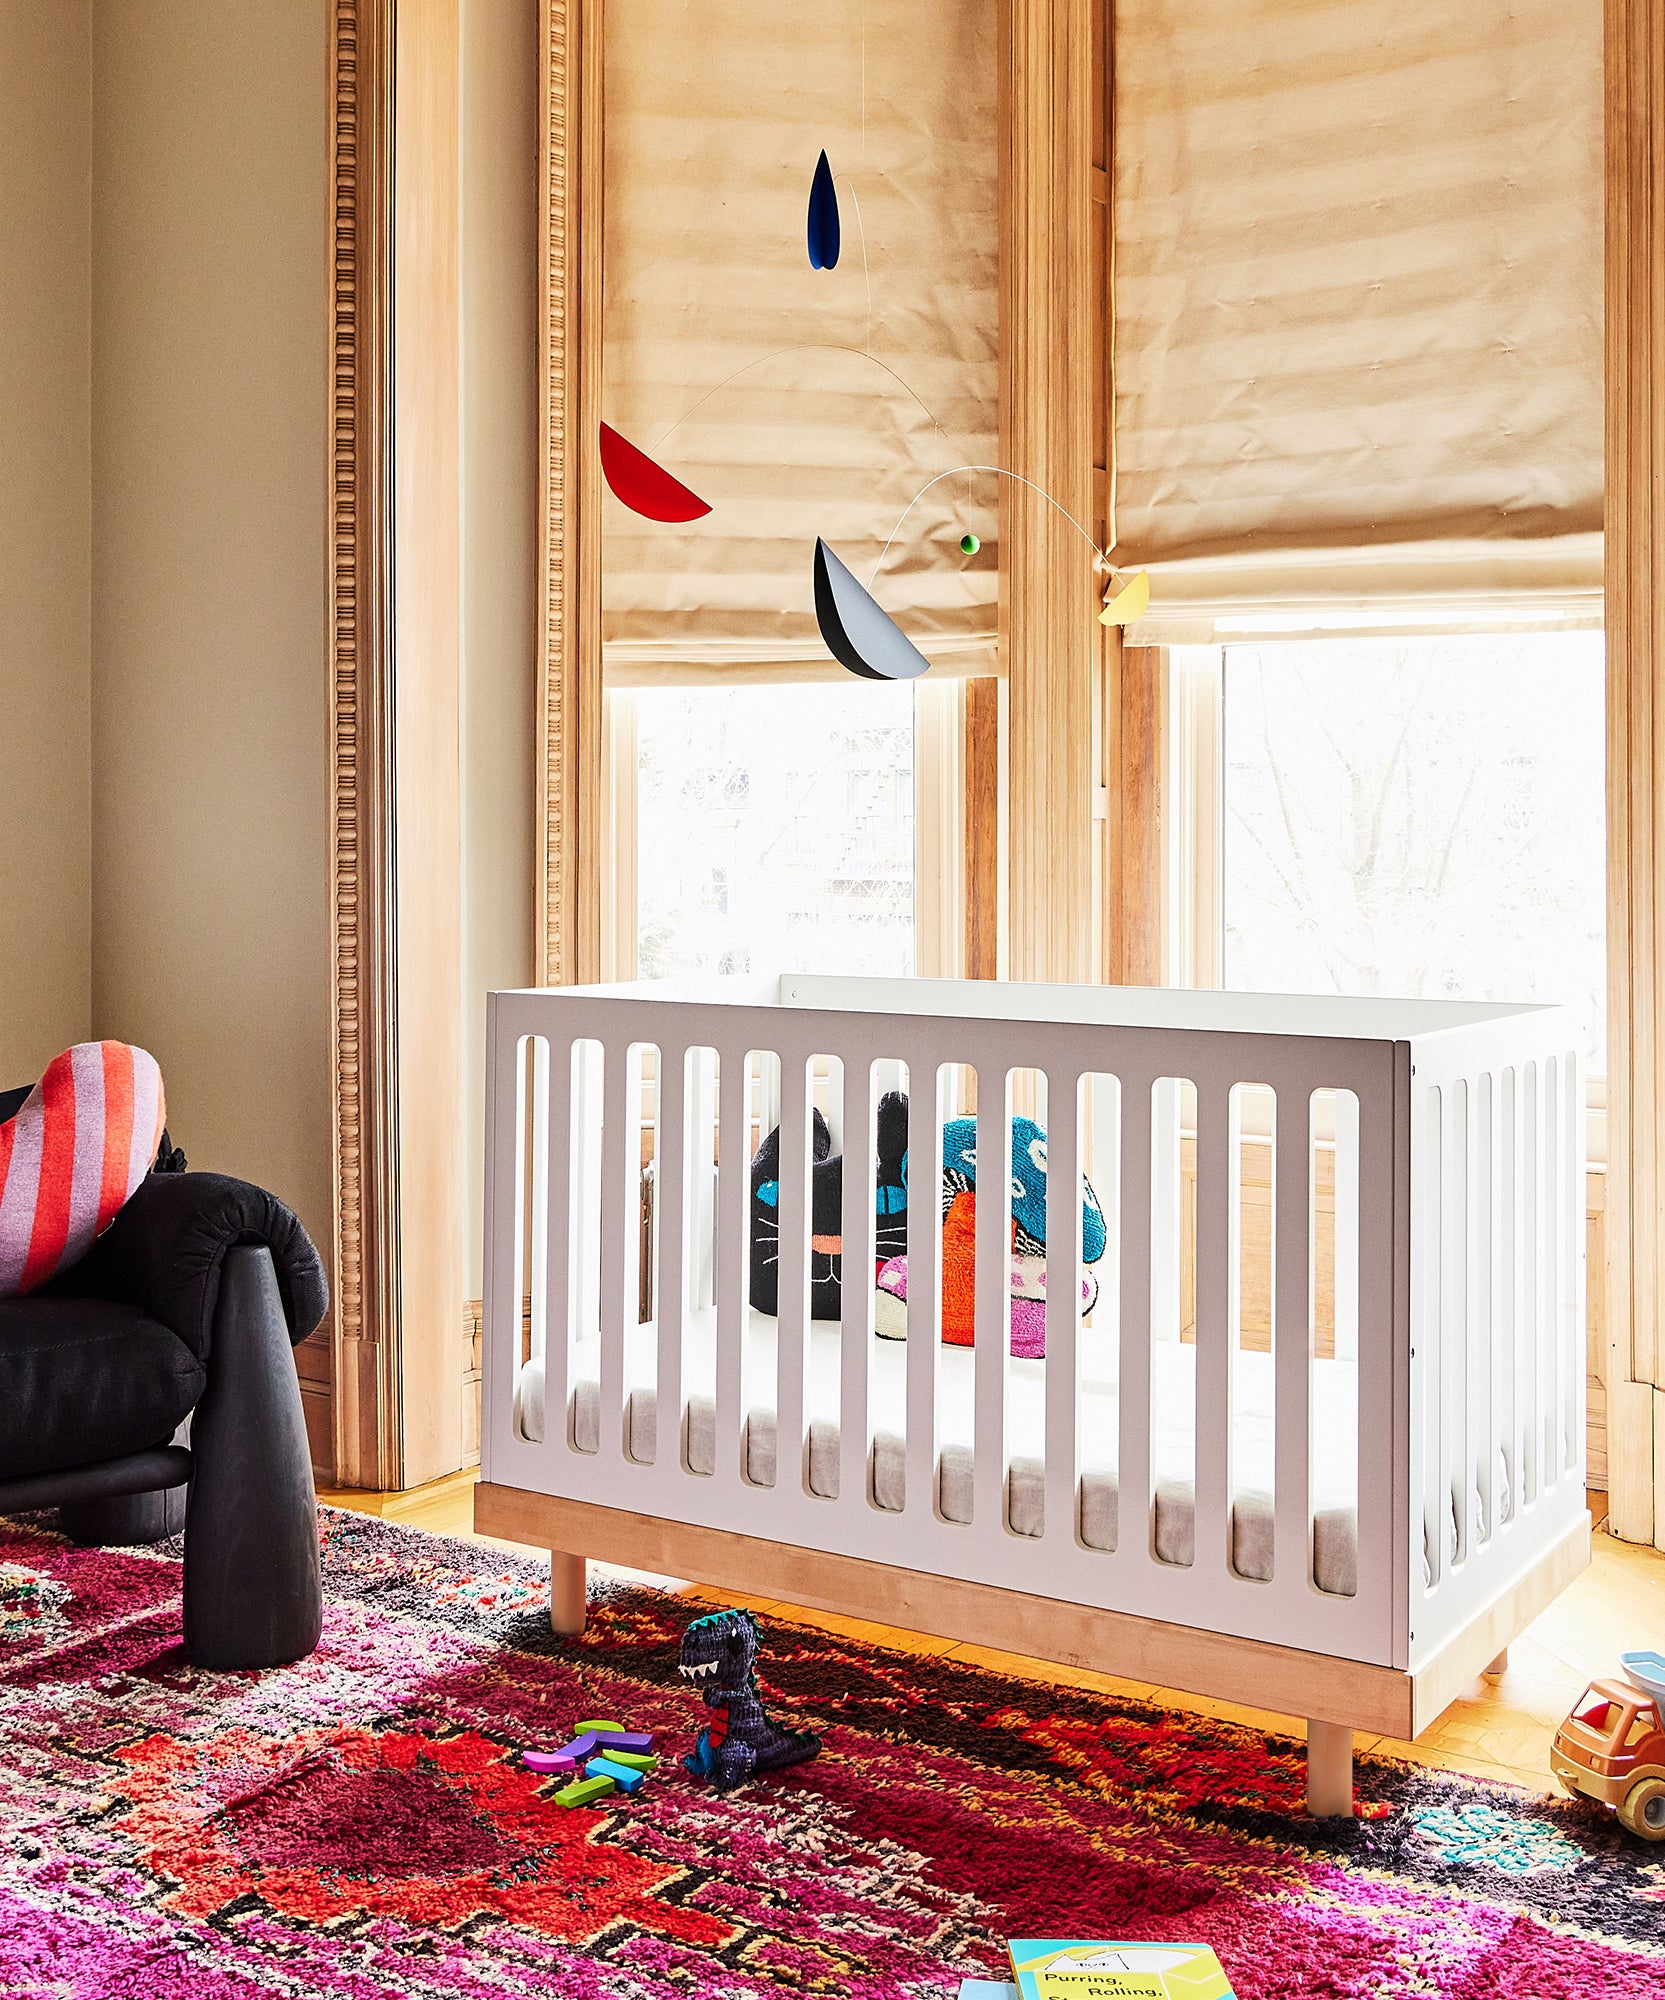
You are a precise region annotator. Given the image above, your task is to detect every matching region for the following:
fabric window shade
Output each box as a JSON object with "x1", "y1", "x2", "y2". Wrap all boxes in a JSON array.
[
  {"x1": 1111, "y1": 0, "x2": 1604, "y2": 643},
  {"x1": 601, "y1": 0, "x2": 998, "y2": 685}
]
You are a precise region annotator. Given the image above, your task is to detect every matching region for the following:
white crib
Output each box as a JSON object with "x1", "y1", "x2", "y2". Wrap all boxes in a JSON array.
[{"x1": 476, "y1": 974, "x2": 1590, "y2": 1814}]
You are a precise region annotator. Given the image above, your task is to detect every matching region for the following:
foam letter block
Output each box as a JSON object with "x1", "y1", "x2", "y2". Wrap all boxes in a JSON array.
[
  {"x1": 585, "y1": 1755, "x2": 645, "y2": 1794},
  {"x1": 593, "y1": 1729, "x2": 655, "y2": 1754},
  {"x1": 522, "y1": 1751, "x2": 578, "y2": 1777},
  {"x1": 555, "y1": 1774, "x2": 617, "y2": 1808},
  {"x1": 599, "y1": 1748, "x2": 656, "y2": 1771},
  {"x1": 573, "y1": 1718, "x2": 625, "y2": 1735},
  {"x1": 552, "y1": 1732, "x2": 599, "y2": 1762}
]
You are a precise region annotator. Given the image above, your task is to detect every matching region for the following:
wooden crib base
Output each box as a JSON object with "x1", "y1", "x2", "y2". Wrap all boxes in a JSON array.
[{"x1": 475, "y1": 1483, "x2": 1590, "y2": 1817}]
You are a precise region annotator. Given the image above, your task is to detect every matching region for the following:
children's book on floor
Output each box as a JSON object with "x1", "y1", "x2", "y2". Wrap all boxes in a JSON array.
[{"x1": 1005, "y1": 1940, "x2": 1235, "y2": 2000}]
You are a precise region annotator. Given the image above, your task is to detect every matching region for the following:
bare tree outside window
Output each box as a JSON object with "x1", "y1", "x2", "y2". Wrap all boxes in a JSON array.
[
  {"x1": 637, "y1": 683, "x2": 916, "y2": 980},
  {"x1": 1223, "y1": 634, "x2": 1606, "y2": 1069}
]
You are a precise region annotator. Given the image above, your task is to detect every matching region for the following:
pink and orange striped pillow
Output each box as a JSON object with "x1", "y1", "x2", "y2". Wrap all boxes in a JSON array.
[{"x1": 0, "y1": 1042, "x2": 165, "y2": 1297}]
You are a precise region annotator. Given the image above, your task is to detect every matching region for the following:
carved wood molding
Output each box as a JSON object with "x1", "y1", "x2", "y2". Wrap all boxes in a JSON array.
[
  {"x1": 537, "y1": 0, "x2": 604, "y2": 987},
  {"x1": 329, "y1": 0, "x2": 399, "y2": 1490},
  {"x1": 1604, "y1": 0, "x2": 1665, "y2": 1545}
]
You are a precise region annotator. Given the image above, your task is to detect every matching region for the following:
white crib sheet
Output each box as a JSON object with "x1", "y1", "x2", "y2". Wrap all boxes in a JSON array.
[{"x1": 511, "y1": 1311, "x2": 1366, "y2": 1595}]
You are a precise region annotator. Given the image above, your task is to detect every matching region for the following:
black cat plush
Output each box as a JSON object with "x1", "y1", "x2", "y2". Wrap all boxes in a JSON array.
[{"x1": 749, "y1": 1090, "x2": 909, "y2": 1318}]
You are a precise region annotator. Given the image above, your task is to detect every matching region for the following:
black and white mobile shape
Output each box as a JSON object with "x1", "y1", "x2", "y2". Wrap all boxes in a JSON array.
[{"x1": 812, "y1": 538, "x2": 932, "y2": 680}]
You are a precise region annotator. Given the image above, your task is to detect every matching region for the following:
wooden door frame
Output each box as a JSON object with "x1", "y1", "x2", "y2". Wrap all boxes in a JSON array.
[
  {"x1": 328, "y1": 0, "x2": 467, "y2": 1492},
  {"x1": 536, "y1": 0, "x2": 605, "y2": 987},
  {"x1": 1603, "y1": 0, "x2": 1664, "y2": 1546},
  {"x1": 329, "y1": 0, "x2": 398, "y2": 1487}
]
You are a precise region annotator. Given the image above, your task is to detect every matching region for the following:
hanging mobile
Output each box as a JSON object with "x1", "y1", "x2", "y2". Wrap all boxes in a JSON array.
[
  {"x1": 813, "y1": 539, "x2": 931, "y2": 681},
  {"x1": 807, "y1": 149, "x2": 841, "y2": 270},
  {"x1": 598, "y1": 422, "x2": 713, "y2": 523}
]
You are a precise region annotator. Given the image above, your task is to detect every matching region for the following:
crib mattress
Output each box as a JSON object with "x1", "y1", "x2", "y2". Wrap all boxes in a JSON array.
[{"x1": 511, "y1": 1311, "x2": 1366, "y2": 1596}]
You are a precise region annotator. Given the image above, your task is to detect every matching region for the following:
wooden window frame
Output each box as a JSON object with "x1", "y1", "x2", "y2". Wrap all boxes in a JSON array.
[{"x1": 328, "y1": 0, "x2": 1659, "y2": 1541}]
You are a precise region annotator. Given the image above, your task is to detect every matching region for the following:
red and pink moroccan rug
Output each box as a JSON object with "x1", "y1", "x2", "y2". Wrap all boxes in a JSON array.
[{"x1": 0, "y1": 1507, "x2": 1661, "y2": 1998}]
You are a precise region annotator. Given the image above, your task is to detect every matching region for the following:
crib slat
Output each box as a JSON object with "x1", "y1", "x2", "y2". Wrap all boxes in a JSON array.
[
  {"x1": 526, "y1": 1034, "x2": 550, "y2": 1387},
  {"x1": 1438, "y1": 1084, "x2": 1458, "y2": 1567},
  {"x1": 1522, "y1": 1064, "x2": 1540, "y2": 1503},
  {"x1": 481, "y1": 1012, "x2": 528, "y2": 1466},
  {"x1": 905, "y1": 1057, "x2": 942, "y2": 1517},
  {"x1": 1498, "y1": 1067, "x2": 1520, "y2": 1528},
  {"x1": 598, "y1": 1041, "x2": 634, "y2": 1464},
  {"x1": 1541, "y1": 1059, "x2": 1560, "y2": 1494},
  {"x1": 775, "y1": 1050, "x2": 811, "y2": 1495},
  {"x1": 1193, "y1": 1082, "x2": 1232, "y2": 1578},
  {"x1": 1446, "y1": 1081, "x2": 1469, "y2": 1561},
  {"x1": 715, "y1": 1046, "x2": 750, "y2": 1485},
  {"x1": 1271, "y1": 1082, "x2": 1311, "y2": 1598},
  {"x1": 1472, "y1": 1074, "x2": 1495, "y2": 1545},
  {"x1": 973, "y1": 1074, "x2": 1008, "y2": 1531},
  {"x1": 1118, "y1": 1076, "x2": 1153, "y2": 1562},
  {"x1": 840, "y1": 1059, "x2": 875, "y2": 1508},
  {"x1": 1355, "y1": 1057, "x2": 1403, "y2": 1619},
  {"x1": 1561, "y1": 1054, "x2": 1583, "y2": 1477},
  {"x1": 653, "y1": 1046, "x2": 687, "y2": 1477},
  {"x1": 1043, "y1": 1071, "x2": 1081, "y2": 1547},
  {"x1": 542, "y1": 1039, "x2": 577, "y2": 1461}
]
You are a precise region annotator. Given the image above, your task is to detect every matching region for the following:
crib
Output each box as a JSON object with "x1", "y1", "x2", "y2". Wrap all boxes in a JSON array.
[{"x1": 475, "y1": 974, "x2": 1590, "y2": 1814}]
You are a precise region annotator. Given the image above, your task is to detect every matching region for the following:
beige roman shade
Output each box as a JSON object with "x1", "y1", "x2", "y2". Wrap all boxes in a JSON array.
[
  {"x1": 600, "y1": 0, "x2": 998, "y2": 684},
  {"x1": 1111, "y1": 0, "x2": 1604, "y2": 642}
]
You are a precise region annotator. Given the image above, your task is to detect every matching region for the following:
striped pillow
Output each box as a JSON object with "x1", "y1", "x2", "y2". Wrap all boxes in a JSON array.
[{"x1": 0, "y1": 1043, "x2": 166, "y2": 1297}]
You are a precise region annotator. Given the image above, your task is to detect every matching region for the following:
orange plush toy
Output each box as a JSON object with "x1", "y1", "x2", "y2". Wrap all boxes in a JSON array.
[{"x1": 872, "y1": 1113, "x2": 1104, "y2": 1360}]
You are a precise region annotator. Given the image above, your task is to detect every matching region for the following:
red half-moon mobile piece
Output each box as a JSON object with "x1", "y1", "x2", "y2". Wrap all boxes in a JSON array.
[{"x1": 599, "y1": 422, "x2": 713, "y2": 523}]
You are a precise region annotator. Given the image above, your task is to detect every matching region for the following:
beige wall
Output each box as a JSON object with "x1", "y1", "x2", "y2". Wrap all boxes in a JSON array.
[
  {"x1": 4, "y1": 1, "x2": 510, "y2": 1480},
  {"x1": 461, "y1": 0, "x2": 540, "y2": 1303},
  {"x1": 0, "y1": 3, "x2": 92, "y2": 1081},
  {"x1": 89, "y1": 2, "x2": 331, "y2": 1261}
]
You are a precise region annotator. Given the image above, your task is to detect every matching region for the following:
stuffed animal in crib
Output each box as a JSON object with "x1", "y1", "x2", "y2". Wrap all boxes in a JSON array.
[
  {"x1": 677, "y1": 1607, "x2": 820, "y2": 1791},
  {"x1": 749, "y1": 1090, "x2": 909, "y2": 1317},
  {"x1": 873, "y1": 1113, "x2": 1106, "y2": 1360}
]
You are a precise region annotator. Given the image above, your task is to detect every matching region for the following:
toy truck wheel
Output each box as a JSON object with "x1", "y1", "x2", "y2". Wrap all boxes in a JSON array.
[{"x1": 1617, "y1": 1776, "x2": 1665, "y2": 1840}]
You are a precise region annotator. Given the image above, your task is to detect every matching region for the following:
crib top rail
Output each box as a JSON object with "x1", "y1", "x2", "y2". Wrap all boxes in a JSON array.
[{"x1": 497, "y1": 973, "x2": 1566, "y2": 1052}]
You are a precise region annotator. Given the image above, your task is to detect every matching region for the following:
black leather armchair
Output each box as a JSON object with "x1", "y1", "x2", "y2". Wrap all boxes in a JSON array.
[{"x1": 0, "y1": 1137, "x2": 328, "y2": 1671}]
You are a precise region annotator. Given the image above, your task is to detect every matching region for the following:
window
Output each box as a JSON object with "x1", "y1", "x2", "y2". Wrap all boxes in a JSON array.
[
  {"x1": 1623, "y1": 1707, "x2": 1657, "y2": 1750},
  {"x1": 1199, "y1": 634, "x2": 1606, "y2": 1073},
  {"x1": 629, "y1": 682, "x2": 919, "y2": 981}
]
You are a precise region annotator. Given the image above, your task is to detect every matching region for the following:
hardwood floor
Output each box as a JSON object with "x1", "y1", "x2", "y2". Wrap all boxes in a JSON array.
[{"x1": 318, "y1": 1478, "x2": 1663, "y2": 1796}]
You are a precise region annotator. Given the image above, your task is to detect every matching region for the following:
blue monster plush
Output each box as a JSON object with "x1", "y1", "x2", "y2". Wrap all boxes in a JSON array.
[{"x1": 937, "y1": 1114, "x2": 1107, "y2": 1262}]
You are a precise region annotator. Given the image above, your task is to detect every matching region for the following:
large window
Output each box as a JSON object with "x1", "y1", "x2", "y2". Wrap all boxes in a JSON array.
[
  {"x1": 1216, "y1": 633, "x2": 1607, "y2": 1069},
  {"x1": 631, "y1": 682, "x2": 918, "y2": 980}
]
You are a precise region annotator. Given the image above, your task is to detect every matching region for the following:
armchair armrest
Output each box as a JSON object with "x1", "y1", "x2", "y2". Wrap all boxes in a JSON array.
[{"x1": 43, "y1": 1172, "x2": 328, "y2": 1362}]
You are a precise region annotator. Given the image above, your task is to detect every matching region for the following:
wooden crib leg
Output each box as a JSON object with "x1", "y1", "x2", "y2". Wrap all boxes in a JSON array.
[
  {"x1": 1484, "y1": 1647, "x2": 1509, "y2": 1676},
  {"x1": 549, "y1": 1552, "x2": 588, "y2": 1636},
  {"x1": 1306, "y1": 1721, "x2": 1353, "y2": 1818}
]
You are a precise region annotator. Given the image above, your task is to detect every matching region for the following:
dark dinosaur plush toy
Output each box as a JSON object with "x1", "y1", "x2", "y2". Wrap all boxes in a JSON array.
[{"x1": 677, "y1": 1608, "x2": 820, "y2": 1791}]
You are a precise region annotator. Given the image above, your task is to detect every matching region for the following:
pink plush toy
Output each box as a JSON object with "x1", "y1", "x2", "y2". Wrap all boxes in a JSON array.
[{"x1": 874, "y1": 1239, "x2": 1097, "y2": 1360}]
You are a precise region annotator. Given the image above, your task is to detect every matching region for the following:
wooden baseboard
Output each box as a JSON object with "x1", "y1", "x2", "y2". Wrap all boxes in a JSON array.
[{"x1": 322, "y1": 1467, "x2": 481, "y2": 1523}]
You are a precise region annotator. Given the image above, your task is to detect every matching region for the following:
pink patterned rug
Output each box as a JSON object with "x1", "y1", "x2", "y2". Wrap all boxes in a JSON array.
[{"x1": 0, "y1": 1506, "x2": 1661, "y2": 1997}]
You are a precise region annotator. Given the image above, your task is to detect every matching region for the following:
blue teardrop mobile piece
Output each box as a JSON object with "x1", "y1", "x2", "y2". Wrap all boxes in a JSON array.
[
  {"x1": 807, "y1": 150, "x2": 841, "y2": 270},
  {"x1": 813, "y1": 538, "x2": 931, "y2": 680}
]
